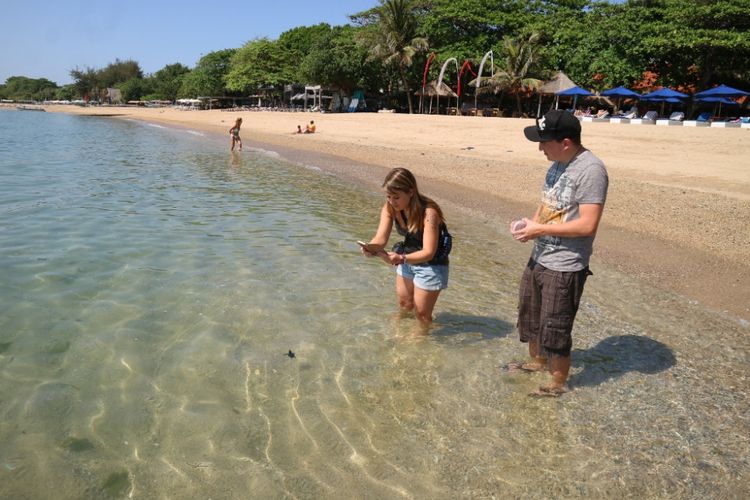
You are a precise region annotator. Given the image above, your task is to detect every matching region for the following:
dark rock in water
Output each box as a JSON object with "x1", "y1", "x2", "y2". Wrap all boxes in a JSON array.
[
  {"x1": 61, "y1": 437, "x2": 95, "y2": 452},
  {"x1": 287, "y1": 350, "x2": 295, "y2": 358},
  {"x1": 102, "y1": 470, "x2": 130, "y2": 498}
]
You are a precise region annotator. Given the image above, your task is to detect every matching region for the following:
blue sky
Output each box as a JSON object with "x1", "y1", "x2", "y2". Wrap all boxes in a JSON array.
[
  {"x1": 2, "y1": 0, "x2": 626, "y2": 86},
  {"x1": 1, "y1": 0, "x2": 378, "y2": 85}
]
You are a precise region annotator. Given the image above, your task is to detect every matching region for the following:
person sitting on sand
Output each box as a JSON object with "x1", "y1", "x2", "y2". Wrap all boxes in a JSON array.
[
  {"x1": 295, "y1": 125, "x2": 302, "y2": 134},
  {"x1": 304, "y1": 120, "x2": 316, "y2": 134},
  {"x1": 360, "y1": 168, "x2": 452, "y2": 328},
  {"x1": 229, "y1": 117, "x2": 242, "y2": 151}
]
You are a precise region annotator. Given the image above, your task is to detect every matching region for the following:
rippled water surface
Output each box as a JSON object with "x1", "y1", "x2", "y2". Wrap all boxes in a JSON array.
[{"x1": 0, "y1": 109, "x2": 748, "y2": 499}]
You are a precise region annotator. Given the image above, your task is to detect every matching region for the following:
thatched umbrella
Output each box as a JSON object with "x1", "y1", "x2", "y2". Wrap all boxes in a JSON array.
[
  {"x1": 537, "y1": 71, "x2": 578, "y2": 116},
  {"x1": 415, "y1": 81, "x2": 458, "y2": 114}
]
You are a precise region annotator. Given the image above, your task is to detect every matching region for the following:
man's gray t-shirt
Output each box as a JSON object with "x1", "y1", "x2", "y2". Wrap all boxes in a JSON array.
[{"x1": 531, "y1": 149, "x2": 608, "y2": 271}]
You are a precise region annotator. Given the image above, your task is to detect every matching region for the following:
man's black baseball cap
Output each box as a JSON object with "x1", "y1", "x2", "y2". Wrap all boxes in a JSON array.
[{"x1": 524, "y1": 110, "x2": 581, "y2": 142}]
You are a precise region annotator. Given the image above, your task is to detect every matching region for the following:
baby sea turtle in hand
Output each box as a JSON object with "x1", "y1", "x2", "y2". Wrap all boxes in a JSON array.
[{"x1": 286, "y1": 350, "x2": 295, "y2": 358}]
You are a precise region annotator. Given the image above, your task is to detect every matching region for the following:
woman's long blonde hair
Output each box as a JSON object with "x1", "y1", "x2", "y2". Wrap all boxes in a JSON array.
[{"x1": 382, "y1": 168, "x2": 444, "y2": 233}]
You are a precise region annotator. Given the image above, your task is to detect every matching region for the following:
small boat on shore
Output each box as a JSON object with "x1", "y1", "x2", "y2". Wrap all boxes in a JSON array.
[{"x1": 17, "y1": 105, "x2": 45, "y2": 112}]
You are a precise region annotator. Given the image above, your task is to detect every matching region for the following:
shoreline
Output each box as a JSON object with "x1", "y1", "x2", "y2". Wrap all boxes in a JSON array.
[{"x1": 24, "y1": 104, "x2": 750, "y2": 320}]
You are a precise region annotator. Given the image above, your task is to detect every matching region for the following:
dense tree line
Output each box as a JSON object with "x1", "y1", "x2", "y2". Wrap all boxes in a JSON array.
[{"x1": 2, "y1": 0, "x2": 748, "y2": 112}]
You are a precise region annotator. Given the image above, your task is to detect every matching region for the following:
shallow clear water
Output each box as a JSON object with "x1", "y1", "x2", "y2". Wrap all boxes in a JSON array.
[{"x1": 0, "y1": 109, "x2": 748, "y2": 499}]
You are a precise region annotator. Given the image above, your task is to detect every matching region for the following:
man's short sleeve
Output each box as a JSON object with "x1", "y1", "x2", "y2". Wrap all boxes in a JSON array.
[{"x1": 575, "y1": 161, "x2": 608, "y2": 205}]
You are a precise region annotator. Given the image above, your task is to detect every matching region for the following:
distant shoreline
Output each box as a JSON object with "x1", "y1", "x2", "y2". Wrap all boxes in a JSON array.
[{"x1": 25, "y1": 104, "x2": 750, "y2": 320}]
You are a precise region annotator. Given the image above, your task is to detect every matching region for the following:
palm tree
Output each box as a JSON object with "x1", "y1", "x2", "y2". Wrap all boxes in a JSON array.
[
  {"x1": 475, "y1": 34, "x2": 543, "y2": 117},
  {"x1": 367, "y1": 0, "x2": 428, "y2": 114}
]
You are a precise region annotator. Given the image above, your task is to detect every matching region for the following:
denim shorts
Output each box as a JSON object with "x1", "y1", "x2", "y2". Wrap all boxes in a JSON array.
[{"x1": 397, "y1": 263, "x2": 449, "y2": 291}]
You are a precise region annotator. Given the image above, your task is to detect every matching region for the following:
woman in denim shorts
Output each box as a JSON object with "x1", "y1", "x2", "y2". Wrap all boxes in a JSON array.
[{"x1": 360, "y1": 168, "x2": 451, "y2": 325}]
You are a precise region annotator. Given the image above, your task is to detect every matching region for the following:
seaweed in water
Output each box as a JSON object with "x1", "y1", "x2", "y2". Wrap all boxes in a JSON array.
[
  {"x1": 101, "y1": 470, "x2": 130, "y2": 498},
  {"x1": 60, "y1": 437, "x2": 95, "y2": 453}
]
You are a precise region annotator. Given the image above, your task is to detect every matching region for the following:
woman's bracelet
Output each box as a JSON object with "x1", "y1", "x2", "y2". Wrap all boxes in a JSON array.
[{"x1": 401, "y1": 254, "x2": 407, "y2": 265}]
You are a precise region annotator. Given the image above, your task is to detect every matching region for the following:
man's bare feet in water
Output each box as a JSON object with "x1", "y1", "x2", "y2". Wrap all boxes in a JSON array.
[
  {"x1": 529, "y1": 383, "x2": 569, "y2": 398},
  {"x1": 504, "y1": 361, "x2": 546, "y2": 373}
]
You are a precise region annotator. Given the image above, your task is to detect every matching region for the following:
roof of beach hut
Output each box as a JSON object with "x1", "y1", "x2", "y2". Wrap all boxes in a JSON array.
[{"x1": 539, "y1": 71, "x2": 578, "y2": 94}]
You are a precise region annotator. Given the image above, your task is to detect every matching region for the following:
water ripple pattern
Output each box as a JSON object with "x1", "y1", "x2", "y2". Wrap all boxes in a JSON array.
[{"x1": 0, "y1": 110, "x2": 747, "y2": 499}]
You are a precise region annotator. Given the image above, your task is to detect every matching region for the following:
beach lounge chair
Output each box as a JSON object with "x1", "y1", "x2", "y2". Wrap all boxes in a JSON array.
[
  {"x1": 631, "y1": 110, "x2": 657, "y2": 125},
  {"x1": 668, "y1": 111, "x2": 684, "y2": 122},
  {"x1": 592, "y1": 109, "x2": 610, "y2": 122},
  {"x1": 657, "y1": 111, "x2": 685, "y2": 126},
  {"x1": 711, "y1": 117, "x2": 742, "y2": 128},
  {"x1": 609, "y1": 107, "x2": 638, "y2": 124},
  {"x1": 684, "y1": 111, "x2": 712, "y2": 127}
]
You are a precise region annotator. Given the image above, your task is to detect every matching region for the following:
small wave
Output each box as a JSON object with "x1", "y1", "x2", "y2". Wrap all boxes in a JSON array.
[
  {"x1": 146, "y1": 123, "x2": 167, "y2": 130},
  {"x1": 301, "y1": 164, "x2": 323, "y2": 172},
  {"x1": 186, "y1": 130, "x2": 205, "y2": 137},
  {"x1": 253, "y1": 148, "x2": 280, "y2": 159}
]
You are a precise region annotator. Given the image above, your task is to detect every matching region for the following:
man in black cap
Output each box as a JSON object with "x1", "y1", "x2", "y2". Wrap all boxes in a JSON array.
[{"x1": 508, "y1": 110, "x2": 609, "y2": 397}]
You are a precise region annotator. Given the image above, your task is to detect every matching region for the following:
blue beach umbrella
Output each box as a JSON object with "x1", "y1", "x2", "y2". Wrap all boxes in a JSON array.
[
  {"x1": 556, "y1": 86, "x2": 593, "y2": 109},
  {"x1": 695, "y1": 95, "x2": 741, "y2": 117},
  {"x1": 694, "y1": 85, "x2": 748, "y2": 117},
  {"x1": 640, "y1": 88, "x2": 689, "y2": 101},
  {"x1": 601, "y1": 86, "x2": 640, "y2": 112},
  {"x1": 640, "y1": 88, "x2": 688, "y2": 115},
  {"x1": 696, "y1": 96, "x2": 739, "y2": 105},
  {"x1": 601, "y1": 86, "x2": 640, "y2": 98},
  {"x1": 694, "y1": 84, "x2": 749, "y2": 99}
]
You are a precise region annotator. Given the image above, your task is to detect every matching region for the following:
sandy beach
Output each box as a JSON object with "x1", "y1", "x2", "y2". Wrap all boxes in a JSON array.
[{"x1": 35, "y1": 104, "x2": 750, "y2": 320}]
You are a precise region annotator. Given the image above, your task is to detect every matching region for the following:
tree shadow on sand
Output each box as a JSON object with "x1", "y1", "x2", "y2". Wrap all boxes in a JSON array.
[
  {"x1": 569, "y1": 334, "x2": 676, "y2": 388},
  {"x1": 430, "y1": 312, "x2": 513, "y2": 341}
]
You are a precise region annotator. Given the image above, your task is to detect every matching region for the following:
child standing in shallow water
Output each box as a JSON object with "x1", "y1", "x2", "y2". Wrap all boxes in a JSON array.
[{"x1": 229, "y1": 117, "x2": 242, "y2": 151}]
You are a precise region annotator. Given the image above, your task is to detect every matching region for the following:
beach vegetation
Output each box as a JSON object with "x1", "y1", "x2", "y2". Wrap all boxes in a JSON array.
[
  {"x1": 178, "y1": 49, "x2": 236, "y2": 98},
  {"x1": 417, "y1": 0, "x2": 535, "y2": 63},
  {"x1": 278, "y1": 24, "x2": 334, "y2": 83},
  {"x1": 630, "y1": 0, "x2": 750, "y2": 88},
  {"x1": 299, "y1": 25, "x2": 379, "y2": 95},
  {"x1": 54, "y1": 84, "x2": 77, "y2": 101},
  {"x1": 148, "y1": 63, "x2": 191, "y2": 102},
  {"x1": 8, "y1": 0, "x2": 748, "y2": 111},
  {"x1": 95, "y1": 59, "x2": 143, "y2": 88},
  {"x1": 0, "y1": 76, "x2": 58, "y2": 102},
  {"x1": 360, "y1": 0, "x2": 430, "y2": 113},
  {"x1": 474, "y1": 33, "x2": 545, "y2": 116},
  {"x1": 118, "y1": 77, "x2": 150, "y2": 103},
  {"x1": 69, "y1": 59, "x2": 143, "y2": 103},
  {"x1": 226, "y1": 38, "x2": 289, "y2": 94}
]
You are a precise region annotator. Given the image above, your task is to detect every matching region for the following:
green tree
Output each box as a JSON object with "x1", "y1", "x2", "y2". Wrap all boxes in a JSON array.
[
  {"x1": 69, "y1": 66, "x2": 99, "y2": 100},
  {"x1": 277, "y1": 24, "x2": 334, "y2": 83},
  {"x1": 225, "y1": 38, "x2": 288, "y2": 94},
  {"x1": 1, "y1": 76, "x2": 59, "y2": 101},
  {"x1": 149, "y1": 63, "x2": 191, "y2": 101},
  {"x1": 417, "y1": 0, "x2": 536, "y2": 63},
  {"x1": 635, "y1": 0, "x2": 750, "y2": 87},
  {"x1": 363, "y1": 0, "x2": 429, "y2": 113},
  {"x1": 476, "y1": 33, "x2": 544, "y2": 115},
  {"x1": 299, "y1": 25, "x2": 378, "y2": 94},
  {"x1": 179, "y1": 49, "x2": 236, "y2": 97},
  {"x1": 119, "y1": 77, "x2": 148, "y2": 102},
  {"x1": 97, "y1": 59, "x2": 143, "y2": 88},
  {"x1": 55, "y1": 84, "x2": 76, "y2": 101}
]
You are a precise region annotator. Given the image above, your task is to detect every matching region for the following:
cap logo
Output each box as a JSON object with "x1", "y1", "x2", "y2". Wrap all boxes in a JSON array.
[{"x1": 538, "y1": 116, "x2": 547, "y2": 131}]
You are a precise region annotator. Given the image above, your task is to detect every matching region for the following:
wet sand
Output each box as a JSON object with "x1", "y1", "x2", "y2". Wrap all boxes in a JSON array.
[{"x1": 37, "y1": 104, "x2": 750, "y2": 320}]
